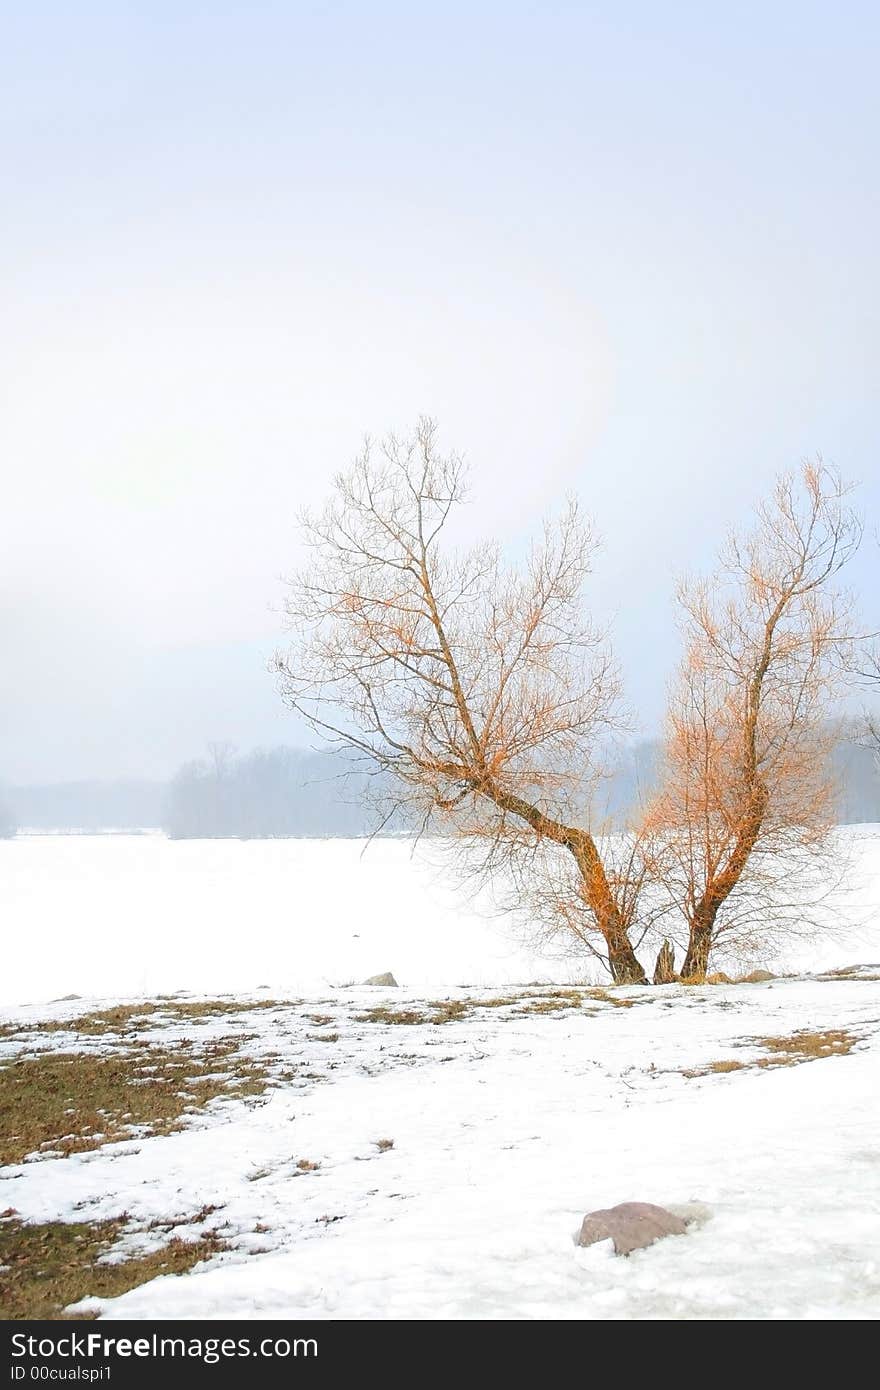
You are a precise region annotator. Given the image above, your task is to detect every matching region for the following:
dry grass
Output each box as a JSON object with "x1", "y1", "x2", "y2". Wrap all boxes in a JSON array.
[
  {"x1": 0, "y1": 1039, "x2": 269, "y2": 1167},
  {"x1": 0, "y1": 997, "x2": 312, "y2": 1169},
  {"x1": 754, "y1": 1028, "x2": 857, "y2": 1066},
  {"x1": 354, "y1": 1006, "x2": 428, "y2": 1026},
  {"x1": 356, "y1": 998, "x2": 505, "y2": 1026},
  {"x1": 683, "y1": 1027, "x2": 860, "y2": 1079},
  {"x1": 474, "y1": 995, "x2": 527, "y2": 1009},
  {"x1": 584, "y1": 988, "x2": 635, "y2": 1009},
  {"x1": 518, "y1": 990, "x2": 584, "y2": 1015},
  {"x1": 427, "y1": 1000, "x2": 471, "y2": 1023},
  {"x1": 0, "y1": 1213, "x2": 226, "y2": 1321},
  {"x1": 3, "y1": 999, "x2": 289, "y2": 1041},
  {"x1": 355, "y1": 987, "x2": 643, "y2": 1026},
  {"x1": 682, "y1": 1058, "x2": 746, "y2": 1078}
]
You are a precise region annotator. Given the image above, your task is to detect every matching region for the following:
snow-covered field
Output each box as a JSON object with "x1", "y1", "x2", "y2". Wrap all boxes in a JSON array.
[
  {"x1": 2, "y1": 828, "x2": 880, "y2": 1007},
  {"x1": 2, "y1": 830, "x2": 880, "y2": 1320},
  {"x1": 0, "y1": 834, "x2": 578, "y2": 1007}
]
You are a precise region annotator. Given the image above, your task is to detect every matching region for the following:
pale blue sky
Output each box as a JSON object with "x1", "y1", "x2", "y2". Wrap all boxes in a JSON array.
[{"x1": 2, "y1": 2, "x2": 878, "y2": 780}]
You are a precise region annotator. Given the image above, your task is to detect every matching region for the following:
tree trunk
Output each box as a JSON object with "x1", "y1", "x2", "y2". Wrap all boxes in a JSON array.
[
  {"x1": 564, "y1": 830, "x2": 647, "y2": 985},
  {"x1": 606, "y1": 926, "x2": 648, "y2": 985},
  {"x1": 681, "y1": 922, "x2": 713, "y2": 982},
  {"x1": 653, "y1": 939, "x2": 677, "y2": 984},
  {"x1": 681, "y1": 789, "x2": 770, "y2": 981},
  {"x1": 480, "y1": 788, "x2": 648, "y2": 984}
]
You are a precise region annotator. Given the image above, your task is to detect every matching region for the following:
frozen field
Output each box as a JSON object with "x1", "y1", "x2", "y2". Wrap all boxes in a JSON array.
[
  {"x1": 3, "y1": 972, "x2": 880, "y2": 1321},
  {"x1": 2, "y1": 830, "x2": 880, "y2": 1321},
  {"x1": 2, "y1": 828, "x2": 880, "y2": 1007}
]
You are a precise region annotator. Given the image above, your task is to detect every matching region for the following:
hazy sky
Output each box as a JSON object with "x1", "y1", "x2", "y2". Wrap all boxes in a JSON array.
[{"x1": 2, "y1": 2, "x2": 878, "y2": 783}]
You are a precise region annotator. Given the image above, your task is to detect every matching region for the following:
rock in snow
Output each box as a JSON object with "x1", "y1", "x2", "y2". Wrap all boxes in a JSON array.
[
  {"x1": 362, "y1": 972, "x2": 398, "y2": 986},
  {"x1": 577, "y1": 1201, "x2": 689, "y2": 1256}
]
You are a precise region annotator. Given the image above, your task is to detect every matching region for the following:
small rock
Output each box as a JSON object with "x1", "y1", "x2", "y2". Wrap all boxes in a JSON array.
[
  {"x1": 362, "y1": 972, "x2": 398, "y2": 987},
  {"x1": 576, "y1": 1201, "x2": 688, "y2": 1256},
  {"x1": 50, "y1": 993, "x2": 82, "y2": 1003}
]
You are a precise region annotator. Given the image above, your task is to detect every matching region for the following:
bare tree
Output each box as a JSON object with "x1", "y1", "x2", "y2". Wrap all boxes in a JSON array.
[
  {"x1": 645, "y1": 461, "x2": 861, "y2": 980},
  {"x1": 860, "y1": 548, "x2": 880, "y2": 753},
  {"x1": 275, "y1": 418, "x2": 648, "y2": 983}
]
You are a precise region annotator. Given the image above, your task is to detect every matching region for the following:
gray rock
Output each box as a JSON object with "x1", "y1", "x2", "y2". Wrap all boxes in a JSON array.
[
  {"x1": 362, "y1": 972, "x2": 398, "y2": 987},
  {"x1": 576, "y1": 1201, "x2": 688, "y2": 1256}
]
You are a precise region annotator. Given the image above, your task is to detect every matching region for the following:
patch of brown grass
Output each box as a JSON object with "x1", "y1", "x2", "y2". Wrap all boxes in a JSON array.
[
  {"x1": 0, "y1": 1039, "x2": 269, "y2": 1167},
  {"x1": 584, "y1": 988, "x2": 635, "y2": 1009},
  {"x1": 354, "y1": 1007, "x2": 428, "y2": 1026},
  {"x1": 682, "y1": 1027, "x2": 860, "y2": 1080},
  {"x1": 682, "y1": 1059, "x2": 746, "y2": 1078},
  {"x1": 427, "y1": 1000, "x2": 471, "y2": 1024},
  {"x1": 518, "y1": 990, "x2": 585, "y2": 1015},
  {"x1": 0, "y1": 1214, "x2": 226, "y2": 1320},
  {"x1": 6, "y1": 999, "x2": 289, "y2": 1040},
  {"x1": 357, "y1": 991, "x2": 592, "y2": 1025},
  {"x1": 754, "y1": 1028, "x2": 857, "y2": 1066}
]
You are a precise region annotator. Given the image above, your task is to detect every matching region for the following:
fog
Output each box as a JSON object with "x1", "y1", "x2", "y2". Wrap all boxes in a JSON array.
[
  {"x1": 3, "y1": 4, "x2": 879, "y2": 786},
  {"x1": 4, "y1": 737, "x2": 879, "y2": 837}
]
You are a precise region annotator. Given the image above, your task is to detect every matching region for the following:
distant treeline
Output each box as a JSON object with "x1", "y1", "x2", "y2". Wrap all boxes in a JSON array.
[
  {"x1": 163, "y1": 745, "x2": 381, "y2": 839},
  {"x1": 2, "y1": 733, "x2": 879, "y2": 838}
]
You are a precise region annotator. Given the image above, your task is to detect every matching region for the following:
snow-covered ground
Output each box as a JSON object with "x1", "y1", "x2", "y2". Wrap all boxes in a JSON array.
[
  {"x1": 2, "y1": 830, "x2": 880, "y2": 1320},
  {"x1": 3, "y1": 975, "x2": 880, "y2": 1320},
  {"x1": 2, "y1": 827, "x2": 880, "y2": 1006}
]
